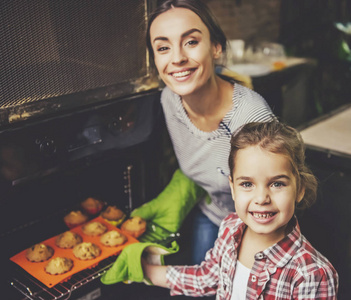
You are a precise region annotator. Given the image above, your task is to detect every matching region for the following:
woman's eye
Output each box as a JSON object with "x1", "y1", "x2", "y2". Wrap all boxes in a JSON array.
[
  {"x1": 156, "y1": 46, "x2": 169, "y2": 52},
  {"x1": 186, "y1": 40, "x2": 198, "y2": 46}
]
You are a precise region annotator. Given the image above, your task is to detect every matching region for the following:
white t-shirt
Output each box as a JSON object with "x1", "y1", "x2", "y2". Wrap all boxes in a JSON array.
[{"x1": 231, "y1": 260, "x2": 251, "y2": 300}]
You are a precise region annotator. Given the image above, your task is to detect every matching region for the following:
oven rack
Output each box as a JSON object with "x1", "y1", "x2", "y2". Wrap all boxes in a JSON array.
[{"x1": 9, "y1": 255, "x2": 116, "y2": 300}]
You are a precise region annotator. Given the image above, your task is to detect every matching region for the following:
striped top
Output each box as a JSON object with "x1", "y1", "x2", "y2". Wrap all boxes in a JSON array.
[{"x1": 161, "y1": 83, "x2": 275, "y2": 226}]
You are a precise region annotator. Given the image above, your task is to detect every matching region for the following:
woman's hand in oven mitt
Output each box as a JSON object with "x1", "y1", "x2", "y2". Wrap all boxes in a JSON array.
[
  {"x1": 130, "y1": 168, "x2": 209, "y2": 234},
  {"x1": 100, "y1": 241, "x2": 179, "y2": 285}
]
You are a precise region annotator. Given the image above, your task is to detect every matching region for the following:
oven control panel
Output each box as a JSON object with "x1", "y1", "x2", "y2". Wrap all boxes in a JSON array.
[
  {"x1": 0, "y1": 91, "x2": 160, "y2": 185},
  {"x1": 37, "y1": 136, "x2": 57, "y2": 156}
]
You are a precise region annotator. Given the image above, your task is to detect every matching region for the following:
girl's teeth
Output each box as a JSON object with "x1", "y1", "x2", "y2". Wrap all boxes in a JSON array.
[
  {"x1": 173, "y1": 70, "x2": 191, "y2": 78},
  {"x1": 253, "y1": 212, "x2": 274, "y2": 219}
]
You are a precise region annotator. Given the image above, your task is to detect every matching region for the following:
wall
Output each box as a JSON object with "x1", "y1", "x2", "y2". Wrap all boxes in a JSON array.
[
  {"x1": 206, "y1": 0, "x2": 281, "y2": 45},
  {"x1": 206, "y1": 0, "x2": 351, "y2": 119}
]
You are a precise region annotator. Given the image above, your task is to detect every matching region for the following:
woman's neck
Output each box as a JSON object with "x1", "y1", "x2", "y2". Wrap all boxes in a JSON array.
[{"x1": 181, "y1": 75, "x2": 233, "y2": 132}]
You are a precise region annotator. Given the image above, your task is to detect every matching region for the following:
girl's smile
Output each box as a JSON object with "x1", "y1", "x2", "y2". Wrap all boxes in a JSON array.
[{"x1": 249, "y1": 211, "x2": 277, "y2": 223}]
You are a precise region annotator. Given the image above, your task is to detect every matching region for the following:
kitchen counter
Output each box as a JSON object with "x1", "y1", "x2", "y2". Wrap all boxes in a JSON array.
[
  {"x1": 219, "y1": 57, "x2": 318, "y2": 127},
  {"x1": 300, "y1": 103, "x2": 351, "y2": 157}
]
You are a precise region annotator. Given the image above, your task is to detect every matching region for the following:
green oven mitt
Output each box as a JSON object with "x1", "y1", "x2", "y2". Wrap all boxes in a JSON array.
[
  {"x1": 131, "y1": 169, "x2": 209, "y2": 234},
  {"x1": 100, "y1": 241, "x2": 179, "y2": 285}
]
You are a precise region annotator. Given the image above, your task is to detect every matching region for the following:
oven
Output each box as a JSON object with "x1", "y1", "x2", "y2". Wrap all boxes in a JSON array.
[
  {"x1": 0, "y1": 90, "x2": 168, "y2": 300},
  {"x1": 0, "y1": 1, "x2": 178, "y2": 299}
]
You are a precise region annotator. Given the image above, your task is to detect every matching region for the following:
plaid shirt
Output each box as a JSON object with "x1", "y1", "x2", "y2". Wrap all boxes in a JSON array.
[{"x1": 166, "y1": 213, "x2": 338, "y2": 299}]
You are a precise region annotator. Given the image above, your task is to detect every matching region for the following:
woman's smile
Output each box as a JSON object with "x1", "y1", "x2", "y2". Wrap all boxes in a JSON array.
[{"x1": 169, "y1": 68, "x2": 197, "y2": 81}]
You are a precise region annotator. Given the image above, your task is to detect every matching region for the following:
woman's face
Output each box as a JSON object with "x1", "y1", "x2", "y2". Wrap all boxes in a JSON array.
[{"x1": 149, "y1": 7, "x2": 221, "y2": 97}]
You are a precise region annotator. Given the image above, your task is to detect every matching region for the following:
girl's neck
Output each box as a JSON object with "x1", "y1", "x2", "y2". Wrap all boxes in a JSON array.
[
  {"x1": 181, "y1": 75, "x2": 233, "y2": 132},
  {"x1": 238, "y1": 224, "x2": 289, "y2": 269},
  {"x1": 247, "y1": 226, "x2": 286, "y2": 249}
]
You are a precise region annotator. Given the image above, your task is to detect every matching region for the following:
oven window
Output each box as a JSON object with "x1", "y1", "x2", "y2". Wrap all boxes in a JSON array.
[{"x1": 0, "y1": 0, "x2": 157, "y2": 122}]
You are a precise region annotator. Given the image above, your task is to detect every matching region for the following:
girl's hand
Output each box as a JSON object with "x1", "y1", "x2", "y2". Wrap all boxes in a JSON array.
[
  {"x1": 142, "y1": 257, "x2": 168, "y2": 288},
  {"x1": 101, "y1": 241, "x2": 178, "y2": 286}
]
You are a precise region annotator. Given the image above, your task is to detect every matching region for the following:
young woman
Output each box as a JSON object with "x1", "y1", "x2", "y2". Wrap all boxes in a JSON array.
[
  {"x1": 142, "y1": 121, "x2": 339, "y2": 299},
  {"x1": 132, "y1": 0, "x2": 275, "y2": 264}
]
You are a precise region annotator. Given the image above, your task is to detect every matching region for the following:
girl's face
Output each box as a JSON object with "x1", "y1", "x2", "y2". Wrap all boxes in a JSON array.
[
  {"x1": 149, "y1": 7, "x2": 221, "y2": 97},
  {"x1": 229, "y1": 145, "x2": 304, "y2": 243}
]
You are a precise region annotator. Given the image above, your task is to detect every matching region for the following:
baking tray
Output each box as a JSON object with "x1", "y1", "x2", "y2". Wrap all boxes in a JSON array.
[{"x1": 10, "y1": 216, "x2": 139, "y2": 288}]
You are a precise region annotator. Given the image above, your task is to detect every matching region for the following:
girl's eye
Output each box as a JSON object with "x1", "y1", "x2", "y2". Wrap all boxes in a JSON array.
[
  {"x1": 271, "y1": 181, "x2": 286, "y2": 188},
  {"x1": 240, "y1": 182, "x2": 253, "y2": 188}
]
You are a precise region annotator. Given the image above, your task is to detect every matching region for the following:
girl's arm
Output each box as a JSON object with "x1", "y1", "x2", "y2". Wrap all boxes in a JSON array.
[
  {"x1": 292, "y1": 267, "x2": 338, "y2": 299},
  {"x1": 142, "y1": 259, "x2": 169, "y2": 288}
]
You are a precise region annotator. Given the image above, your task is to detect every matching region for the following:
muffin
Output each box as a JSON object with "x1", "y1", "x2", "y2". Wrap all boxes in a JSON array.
[
  {"x1": 55, "y1": 231, "x2": 82, "y2": 249},
  {"x1": 82, "y1": 221, "x2": 107, "y2": 236},
  {"x1": 73, "y1": 242, "x2": 101, "y2": 260},
  {"x1": 81, "y1": 197, "x2": 104, "y2": 215},
  {"x1": 26, "y1": 243, "x2": 54, "y2": 262},
  {"x1": 100, "y1": 205, "x2": 126, "y2": 226},
  {"x1": 121, "y1": 216, "x2": 147, "y2": 238},
  {"x1": 63, "y1": 210, "x2": 88, "y2": 229},
  {"x1": 45, "y1": 257, "x2": 73, "y2": 275},
  {"x1": 100, "y1": 230, "x2": 127, "y2": 247}
]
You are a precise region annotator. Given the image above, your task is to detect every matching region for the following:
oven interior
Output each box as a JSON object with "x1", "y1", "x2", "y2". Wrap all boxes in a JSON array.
[
  {"x1": 0, "y1": 1, "x2": 179, "y2": 299},
  {"x1": 0, "y1": 90, "x2": 175, "y2": 300}
]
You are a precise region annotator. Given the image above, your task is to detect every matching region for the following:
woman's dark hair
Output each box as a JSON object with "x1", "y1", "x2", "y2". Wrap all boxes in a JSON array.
[
  {"x1": 229, "y1": 121, "x2": 318, "y2": 211},
  {"x1": 146, "y1": 0, "x2": 227, "y2": 59}
]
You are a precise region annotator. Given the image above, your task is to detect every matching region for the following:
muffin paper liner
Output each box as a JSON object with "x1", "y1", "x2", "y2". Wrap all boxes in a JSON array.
[{"x1": 10, "y1": 216, "x2": 139, "y2": 288}]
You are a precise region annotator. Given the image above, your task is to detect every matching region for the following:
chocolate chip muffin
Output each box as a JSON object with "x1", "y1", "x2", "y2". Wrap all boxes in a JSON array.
[
  {"x1": 100, "y1": 230, "x2": 127, "y2": 247},
  {"x1": 82, "y1": 221, "x2": 107, "y2": 236},
  {"x1": 121, "y1": 216, "x2": 146, "y2": 238},
  {"x1": 55, "y1": 231, "x2": 83, "y2": 249},
  {"x1": 73, "y1": 242, "x2": 101, "y2": 260},
  {"x1": 45, "y1": 257, "x2": 73, "y2": 275},
  {"x1": 26, "y1": 243, "x2": 54, "y2": 262}
]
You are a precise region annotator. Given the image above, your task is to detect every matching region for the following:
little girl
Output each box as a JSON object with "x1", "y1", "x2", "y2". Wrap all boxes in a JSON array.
[{"x1": 143, "y1": 121, "x2": 339, "y2": 299}]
